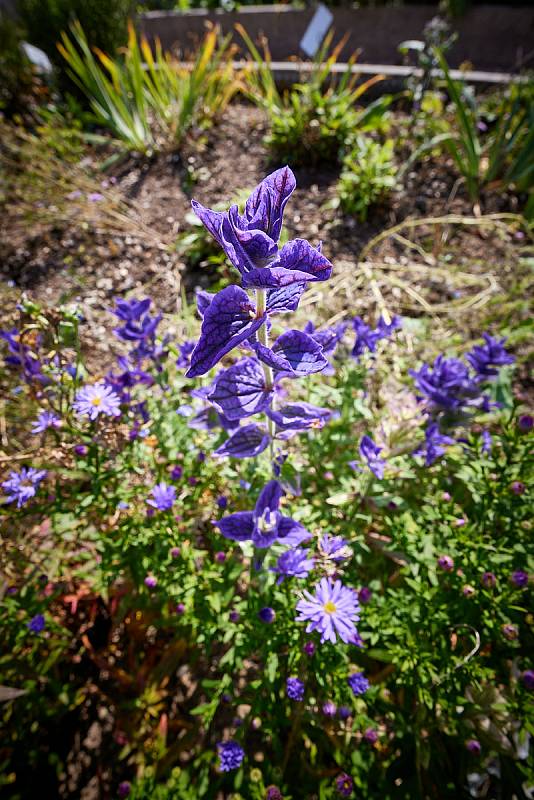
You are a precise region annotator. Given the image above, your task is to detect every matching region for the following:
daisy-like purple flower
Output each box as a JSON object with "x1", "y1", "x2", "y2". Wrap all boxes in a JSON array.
[
  {"x1": 273, "y1": 548, "x2": 314, "y2": 583},
  {"x1": 466, "y1": 332, "x2": 514, "y2": 379},
  {"x1": 319, "y1": 534, "x2": 352, "y2": 562},
  {"x1": 216, "y1": 480, "x2": 310, "y2": 549},
  {"x1": 217, "y1": 740, "x2": 244, "y2": 772},
  {"x1": 296, "y1": 577, "x2": 360, "y2": 644},
  {"x1": 359, "y1": 435, "x2": 386, "y2": 479},
  {"x1": 415, "y1": 423, "x2": 455, "y2": 466},
  {"x1": 2, "y1": 467, "x2": 47, "y2": 508},
  {"x1": 27, "y1": 613, "x2": 45, "y2": 633},
  {"x1": 335, "y1": 772, "x2": 354, "y2": 797},
  {"x1": 286, "y1": 677, "x2": 305, "y2": 701},
  {"x1": 31, "y1": 410, "x2": 61, "y2": 434},
  {"x1": 147, "y1": 482, "x2": 176, "y2": 511},
  {"x1": 73, "y1": 382, "x2": 121, "y2": 420},
  {"x1": 348, "y1": 671, "x2": 369, "y2": 696}
]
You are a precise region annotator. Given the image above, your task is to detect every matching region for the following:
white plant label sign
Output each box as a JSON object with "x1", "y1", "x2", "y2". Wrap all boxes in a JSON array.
[{"x1": 300, "y1": 4, "x2": 334, "y2": 58}]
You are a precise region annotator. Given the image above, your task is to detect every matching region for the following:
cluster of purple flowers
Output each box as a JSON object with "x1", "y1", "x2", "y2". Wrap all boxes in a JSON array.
[
  {"x1": 0, "y1": 328, "x2": 48, "y2": 384},
  {"x1": 2, "y1": 467, "x2": 47, "y2": 508},
  {"x1": 352, "y1": 315, "x2": 401, "y2": 359}
]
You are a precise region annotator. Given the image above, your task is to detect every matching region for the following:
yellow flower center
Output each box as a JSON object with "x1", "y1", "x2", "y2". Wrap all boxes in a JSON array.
[
  {"x1": 91, "y1": 396, "x2": 102, "y2": 406},
  {"x1": 323, "y1": 600, "x2": 337, "y2": 614}
]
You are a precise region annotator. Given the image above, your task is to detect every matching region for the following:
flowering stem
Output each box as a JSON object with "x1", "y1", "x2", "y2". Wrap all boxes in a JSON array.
[{"x1": 255, "y1": 289, "x2": 276, "y2": 455}]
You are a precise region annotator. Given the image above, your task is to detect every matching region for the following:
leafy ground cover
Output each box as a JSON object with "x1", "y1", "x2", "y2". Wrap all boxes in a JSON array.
[{"x1": 0, "y1": 22, "x2": 533, "y2": 800}]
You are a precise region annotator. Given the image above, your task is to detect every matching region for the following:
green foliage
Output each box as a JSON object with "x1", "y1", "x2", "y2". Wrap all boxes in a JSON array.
[
  {"x1": 239, "y1": 26, "x2": 391, "y2": 166},
  {"x1": 0, "y1": 12, "x2": 36, "y2": 116},
  {"x1": 58, "y1": 21, "x2": 239, "y2": 153},
  {"x1": 336, "y1": 136, "x2": 397, "y2": 220},
  {"x1": 18, "y1": 0, "x2": 131, "y2": 65}
]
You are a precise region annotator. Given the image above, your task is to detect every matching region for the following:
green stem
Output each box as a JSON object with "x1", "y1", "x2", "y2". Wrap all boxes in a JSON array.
[{"x1": 255, "y1": 289, "x2": 276, "y2": 458}]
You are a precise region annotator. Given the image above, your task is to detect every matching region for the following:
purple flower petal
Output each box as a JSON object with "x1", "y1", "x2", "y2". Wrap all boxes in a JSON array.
[
  {"x1": 216, "y1": 511, "x2": 255, "y2": 541},
  {"x1": 243, "y1": 166, "x2": 296, "y2": 242},
  {"x1": 259, "y1": 330, "x2": 328, "y2": 377},
  {"x1": 255, "y1": 479, "x2": 284, "y2": 517},
  {"x1": 278, "y1": 516, "x2": 312, "y2": 546},
  {"x1": 266, "y1": 283, "x2": 307, "y2": 315},
  {"x1": 214, "y1": 424, "x2": 270, "y2": 458},
  {"x1": 186, "y1": 286, "x2": 267, "y2": 378},
  {"x1": 242, "y1": 239, "x2": 333, "y2": 289},
  {"x1": 209, "y1": 358, "x2": 272, "y2": 420},
  {"x1": 268, "y1": 402, "x2": 332, "y2": 432},
  {"x1": 196, "y1": 288, "x2": 214, "y2": 318}
]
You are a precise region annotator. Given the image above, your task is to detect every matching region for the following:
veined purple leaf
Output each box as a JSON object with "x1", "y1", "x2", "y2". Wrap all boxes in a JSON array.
[
  {"x1": 244, "y1": 166, "x2": 296, "y2": 242},
  {"x1": 214, "y1": 423, "x2": 270, "y2": 458},
  {"x1": 186, "y1": 286, "x2": 266, "y2": 378},
  {"x1": 209, "y1": 357, "x2": 272, "y2": 420},
  {"x1": 271, "y1": 330, "x2": 329, "y2": 377},
  {"x1": 266, "y1": 282, "x2": 307, "y2": 314},
  {"x1": 242, "y1": 239, "x2": 333, "y2": 289}
]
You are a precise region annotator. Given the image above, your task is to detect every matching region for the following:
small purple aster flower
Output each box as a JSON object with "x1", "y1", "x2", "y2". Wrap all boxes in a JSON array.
[
  {"x1": 511, "y1": 570, "x2": 528, "y2": 588},
  {"x1": 481, "y1": 571, "x2": 496, "y2": 588},
  {"x1": 170, "y1": 465, "x2": 183, "y2": 481},
  {"x1": 348, "y1": 671, "x2": 369, "y2": 696},
  {"x1": 296, "y1": 578, "x2": 360, "y2": 644},
  {"x1": 259, "y1": 607, "x2": 276, "y2": 623},
  {"x1": 74, "y1": 444, "x2": 88, "y2": 456},
  {"x1": 359, "y1": 435, "x2": 386, "y2": 479},
  {"x1": 144, "y1": 575, "x2": 157, "y2": 589},
  {"x1": 364, "y1": 728, "x2": 378, "y2": 744},
  {"x1": 273, "y1": 548, "x2": 314, "y2": 583},
  {"x1": 216, "y1": 495, "x2": 228, "y2": 509},
  {"x1": 73, "y1": 382, "x2": 121, "y2": 420},
  {"x1": 265, "y1": 787, "x2": 283, "y2": 800},
  {"x1": 518, "y1": 414, "x2": 533, "y2": 432},
  {"x1": 286, "y1": 677, "x2": 305, "y2": 701},
  {"x1": 176, "y1": 603, "x2": 185, "y2": 614},
  {"x1": 511, "y1": 481, "x2": 525, "y2": 495},
  {"x1": 31, "y1": 410, "x2": 61, "y2": 434},
  {"x1": 27, "y1": 613, "x2": 45, "y2": 633},
  {"x1": 147, "y1": 482, "x2": 176, "y2": 511},
  {"x1": 319, "y1": 534, "x2": 352, "y2": 562},
  {"x1": 358, "y1": 587, "x2": 372, "y2": 604},
  {"x1": 466, "y1": 739, "x2": 481, "y2": 756},
  {"x1": 188, "y1": 476, "x2": 199, "y2": 486},
  {"x1": 117, "y1": 501, "x2": 129, "y2": 510},
  {"x1": 229, "y1": 610, "x2": 240, "y2": 623},
  {"x1": 442, "y1": 491, "x2": 452, "y2": 501},
  {"x1": 415, "y1": 422, "x2": 455, "y2": 466},
  {"x1": 217, "y1": 740, "x2": 244, "y2": 772},
  {"x1": 335, "y1": 772, "x2": 354, "y2": 797},
  {"x1": 2, "y1": 467, "x2": 47, "y2": 508},
  {"x1": 437, "y1": 555, "x2": 454, "y2": 572},
  {"x1": 466, "y1": 332, "x2": 514, "y2": 379},
  {"x1": 118, "y1": 782, "x2": 131, "y2": 799},
  {"x1": 322, "y1": 700, "x2": 337, "y2": 717},
  {"x1": 522, "y1": 670, "x2": 534, "y2": 690},
  {"x1": 502, "y1": 623, "x2": 518, "y2": 640},
  {"x1": 303, "y1": 641, "x2": 315, "y2": 657}
]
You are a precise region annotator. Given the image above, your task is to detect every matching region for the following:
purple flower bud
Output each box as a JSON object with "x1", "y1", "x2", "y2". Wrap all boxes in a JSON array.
[
  {"x1": 229, "y1": 610, "x2": 240, "y2": 623},
  {"x1": 511, "y1": 570, "x2": 528, "y2": 588},
  {"x1": 303, "y1": 641, "x2": 315, "y2": 657},
  {"x1": 176, "y1": 602, "x2": 185, "y2": 615},
  {"x1": 144, "y1": 575, "x2": 157, "y2": 589},
  {"x1": 338, "y1": 705, "x2": 351, "y2": 720},
  {"x1": 170, "y1": 547, "x2": 181, "y2": 558},
  {"x1": 258, "y1": 607, "x2": 276, "y2": 623},
  {"x1": 118, "y1": 782, "x2": 131, "y2": 799},
  {"x1": 438, "y1": 555, "x2": 454, "y2": 572},
  {"x1": 358, "y1": 587, "x2": 372, "y2": 604},
  {"x1": 363, "y1": 727, "x2": 378, "y2": 744},
  {"x1": 322, "y1": 700, "x2": 337, "y2": 717},
  {"x1": 170, "y1": 465, "x2": 183, "y2": 480},
  {"x1": 74, "y1": 444, "x2": 88, "y2": 456},
  {"x1": 466, "y1": 739, "x2": 481, "y2": 756},
  {"x1": 197, "y1": 451, "x2": 206, "y2": 463},
  {"x1": 221, "y1": 692, "x2": 232, "y2": 703},
  {"x1": 481, "y1": 571, "x2": 496, "y2": 588},
  {"x1": 502, "y1": 623, "x2": 518, "y2": 640},
  {"x1": 522, "y1": 670, "x2": 534, "y2": 690},
  {"x1": 188, "y1": 476, "x2": 199, "y2": 487},
  {"x1": 511, "y1": 481, "x2": 525, "y2": 495},
  {"x1": 335, "y1": 772, "x2": 354, "y2": 797},
  {"x1": 442, "y1": 492, "x2": 452, "y2": 501},
  {"x1": 518, "y1": 414, "x2": 533, "y2": 432},
  {"x1": 455, "y1": 517, "x2": 466, "y2": 527},
  {"x1": 27, "y1": 613, "x2": 45, "y2": 633},
  {"x1": 216, "y1": 495, "x2": 228, "y2": 509},
  {"x1": 266, "y1": 787, "x2": 283, "y2": 800},
  {"x1": 462, "y1": 585, "x2": 475, "y2": 598}
]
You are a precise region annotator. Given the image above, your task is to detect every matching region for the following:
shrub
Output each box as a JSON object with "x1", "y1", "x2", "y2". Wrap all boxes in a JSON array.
[
  {"x1": 18, "y1": 0, "x2": 131, "y2": 65},
  {"x1": 336, "y1": 136, "x2": 397, "y2": 220}
]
